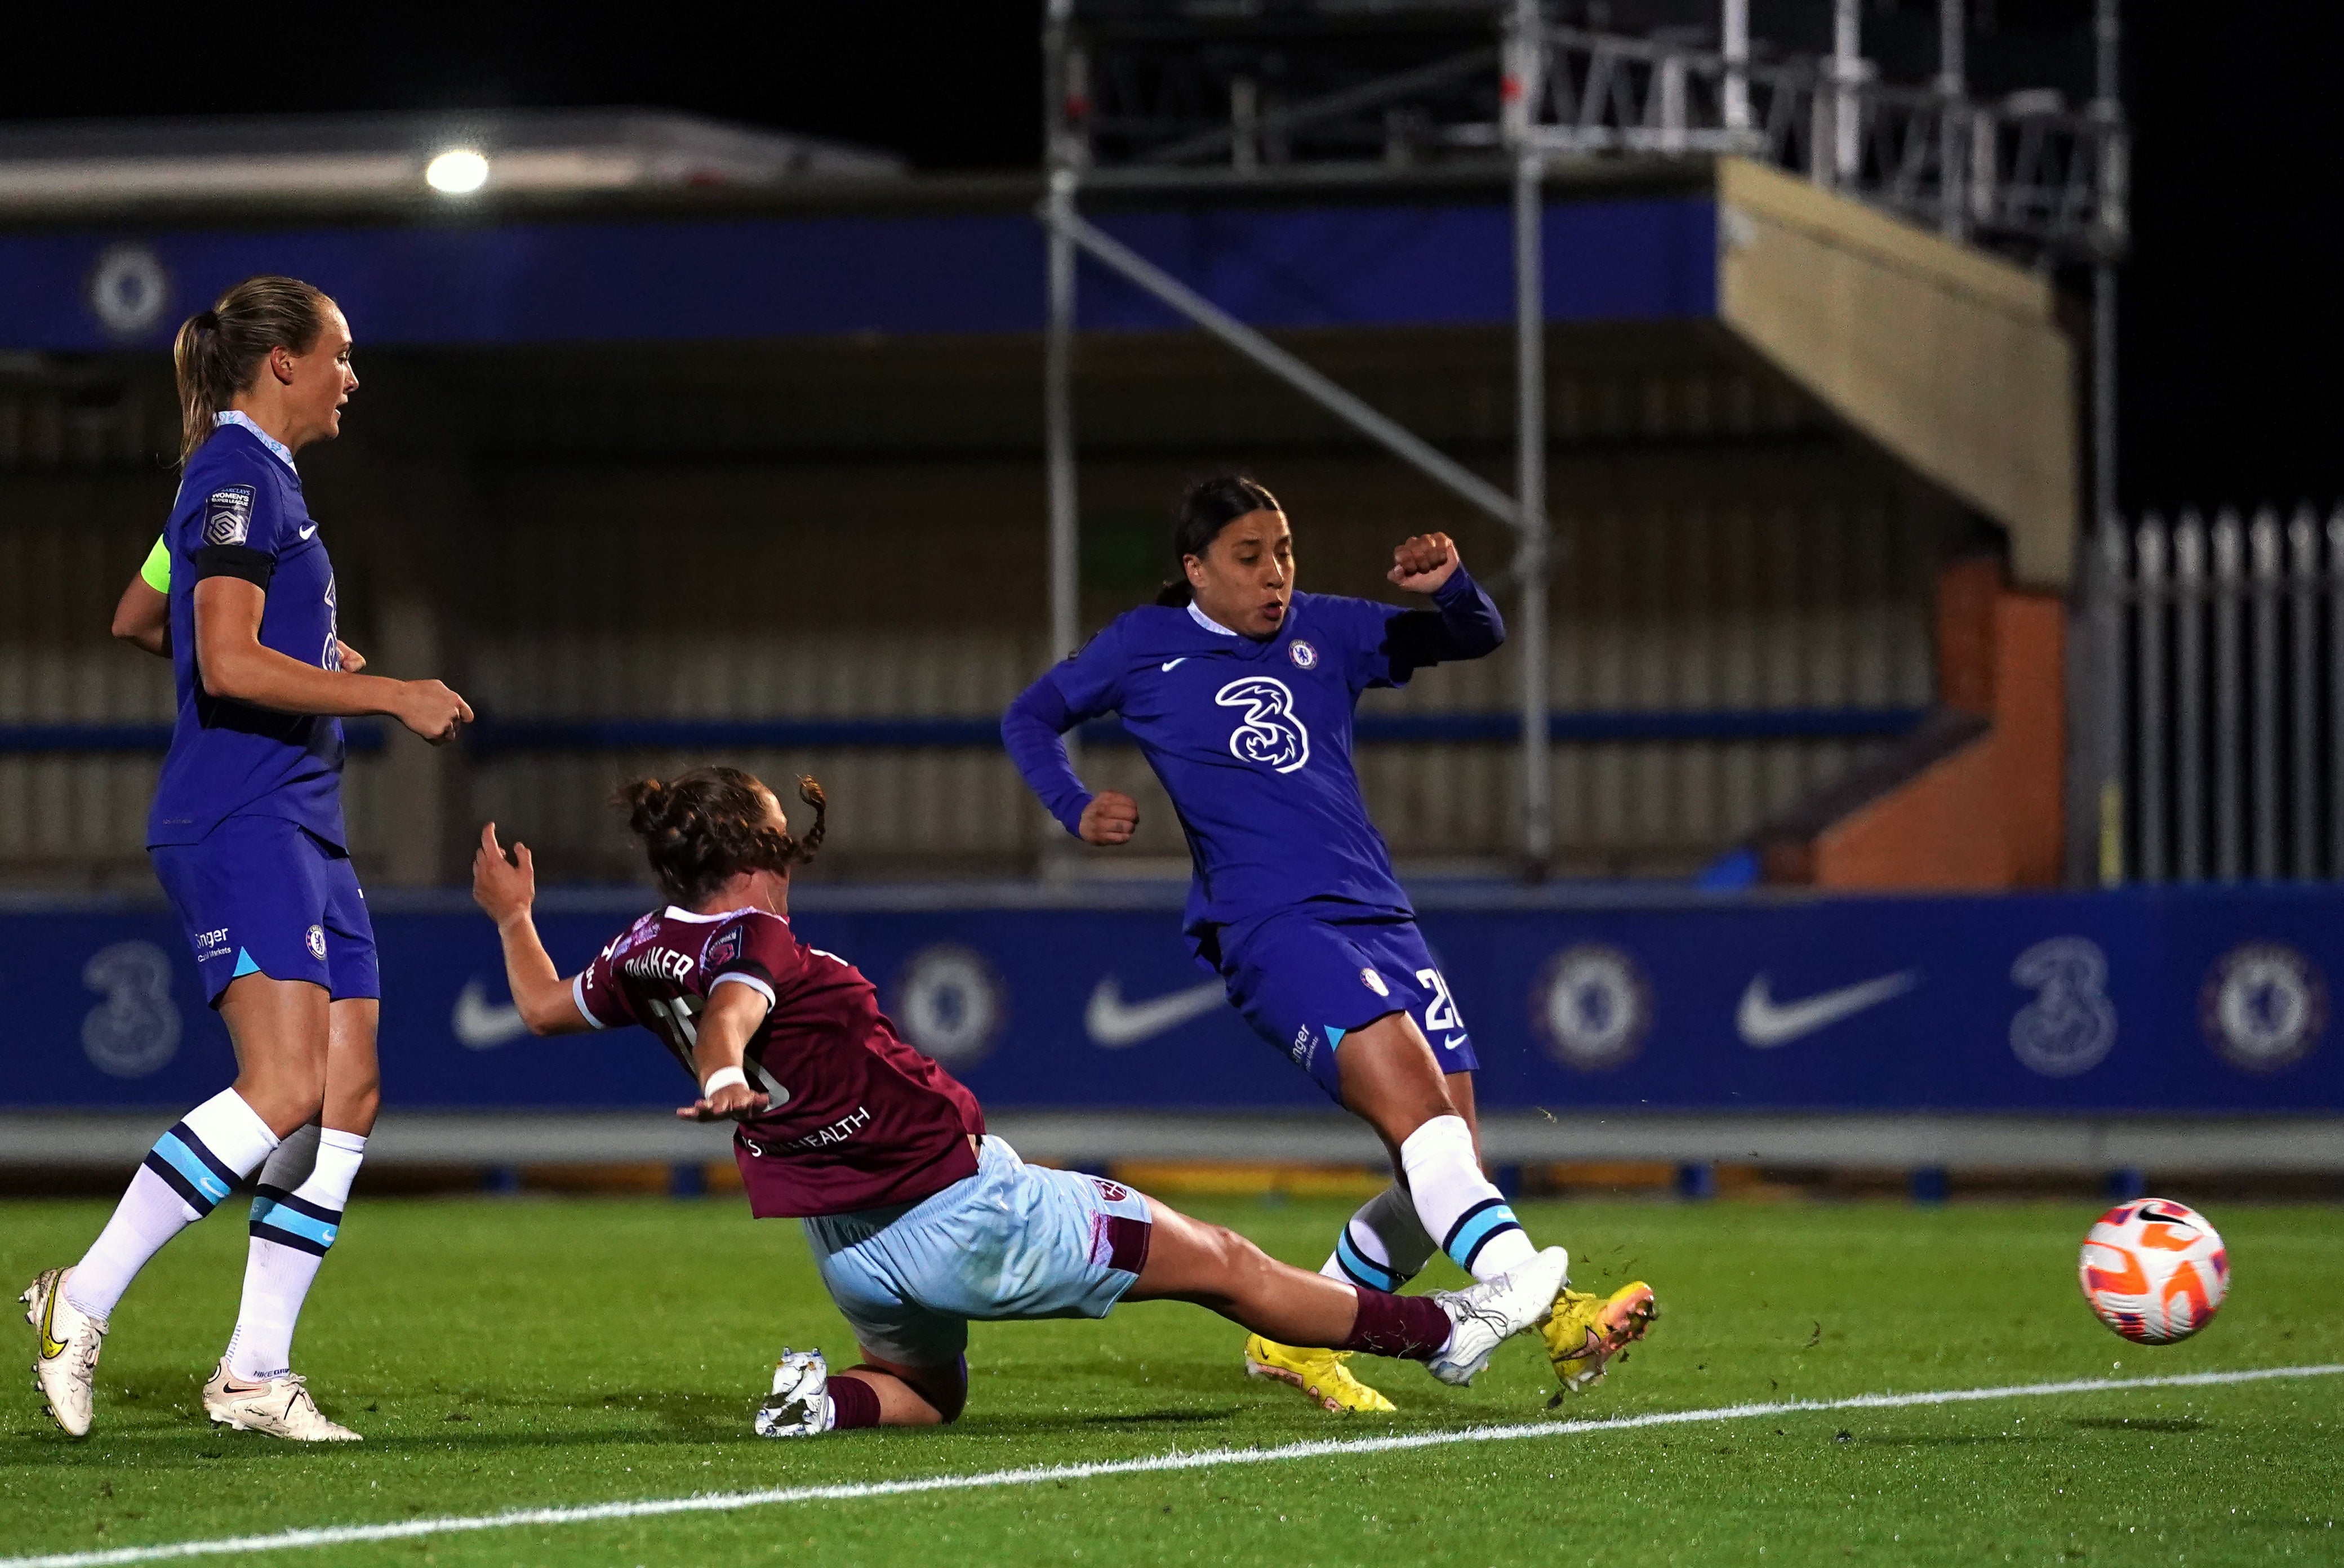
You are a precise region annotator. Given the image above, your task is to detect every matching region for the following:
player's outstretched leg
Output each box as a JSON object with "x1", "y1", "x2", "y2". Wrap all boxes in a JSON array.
[
  {"x1": 1246, "y1": 1181, "x2": 1435, "y2": 1411},
  {"x1": 1252, "y1": 1019, "x2": 1546, "y2": 1412},
  {"x1": 24, "y1": 1086, "x2": 282, "y2": 1437},
  {"x1": 1132, "y1": 1198, "x2": 1568, "y2": 1390}
]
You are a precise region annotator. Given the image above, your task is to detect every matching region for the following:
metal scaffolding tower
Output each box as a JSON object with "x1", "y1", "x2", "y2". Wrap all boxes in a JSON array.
[{"x1": 1039, "y1": 0, "x2": 2124, "y2": 875}]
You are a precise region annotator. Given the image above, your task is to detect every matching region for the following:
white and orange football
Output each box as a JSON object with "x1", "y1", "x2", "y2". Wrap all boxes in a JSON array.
[{"x1": 2078, "y1": 1198, "x2": 2230, "y2": 1345}]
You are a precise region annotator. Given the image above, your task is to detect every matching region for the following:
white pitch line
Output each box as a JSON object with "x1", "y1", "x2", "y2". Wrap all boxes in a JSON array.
[{"x1": 8, "y1": 1364, "x2": 2337, "y2": 1568}]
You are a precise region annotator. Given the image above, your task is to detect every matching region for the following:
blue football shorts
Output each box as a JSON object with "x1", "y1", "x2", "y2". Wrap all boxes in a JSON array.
[
  {"x1": 1212, "y1": 906, "x2": 1479, "y2": 1102},
  {"x1": 800, "y1": 1135, "x2": 1154, "y2": 1368},
  {"x1": 151, "y1": 814, "x2": 379, "y2": 1005}
]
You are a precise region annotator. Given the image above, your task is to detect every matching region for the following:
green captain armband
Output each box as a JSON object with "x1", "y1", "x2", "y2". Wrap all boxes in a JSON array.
[{"x1": 139, "y1": 534, "x2": 171, "y2": 594}]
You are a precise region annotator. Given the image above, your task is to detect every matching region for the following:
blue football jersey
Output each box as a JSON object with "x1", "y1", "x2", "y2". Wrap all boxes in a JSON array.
[
  {"x1": 1004, "y1": 570, "x2": 1504, "y2": 936},
  {"x1": 147, "y1": 421, "x2": 348, "y2": 850}
]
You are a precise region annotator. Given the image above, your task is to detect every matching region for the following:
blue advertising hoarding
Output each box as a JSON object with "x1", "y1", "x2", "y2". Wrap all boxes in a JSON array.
[{"x1": 10, "y1": 886, "x2": 2339, "y2": 1117}]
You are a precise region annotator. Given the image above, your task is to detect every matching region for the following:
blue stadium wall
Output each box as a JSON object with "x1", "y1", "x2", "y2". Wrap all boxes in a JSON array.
[
  {"x1": 0, "y1": 198, "x2": 1715, "y2": 349},
  {"x1": 12, "y1": 887, "x2": 2338, "y2": 1116}
]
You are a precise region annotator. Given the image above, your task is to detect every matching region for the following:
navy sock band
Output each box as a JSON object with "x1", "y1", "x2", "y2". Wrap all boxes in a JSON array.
[
  {"x1": 1335, "y1": 1226, "x2": 1409, "y2": 1293},
  {"x1": 248, "y1": 1184, "x2": 343, "y2": 1257},
  {"x1": 143, "y1": 1121, "x2": 239, "y2": 1217},
  {"x1": 1441, "y1": 1197, "x2": 1526, "y2": 1274}
]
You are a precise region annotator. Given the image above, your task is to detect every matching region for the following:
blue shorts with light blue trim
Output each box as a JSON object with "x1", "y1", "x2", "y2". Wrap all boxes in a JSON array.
[
  {"x1": 801, "y1": 1135, "x2": 1153, "y2": 1367},
  {"x1": 1211, "y1": 907, "x2": 1479, "y2": 1103},
  {"x1": 152, "y1": 814, "x2": 377, "y2": 1005}
]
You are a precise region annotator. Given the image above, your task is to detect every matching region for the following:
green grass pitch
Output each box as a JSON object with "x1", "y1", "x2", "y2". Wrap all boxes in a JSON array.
[{"x1": 3, "y1": 1193, "x2": 2341, "y2": 1566}]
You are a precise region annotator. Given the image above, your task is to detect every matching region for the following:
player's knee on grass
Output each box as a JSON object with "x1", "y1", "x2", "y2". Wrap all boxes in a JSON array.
[{"x1": 857, "y1": 1352, "x2": 967, "y2": 1424}]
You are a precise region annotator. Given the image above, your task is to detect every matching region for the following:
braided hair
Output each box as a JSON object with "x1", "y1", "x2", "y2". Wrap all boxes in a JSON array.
[{"x1": 613, "y1": 766, "x2": 827, "y2": 905}]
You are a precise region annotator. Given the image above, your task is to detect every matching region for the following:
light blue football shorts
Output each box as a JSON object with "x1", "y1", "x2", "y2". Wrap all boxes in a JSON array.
[{"x1": 800, "y1": 1135, "x2": 1155, "y2": 1367}]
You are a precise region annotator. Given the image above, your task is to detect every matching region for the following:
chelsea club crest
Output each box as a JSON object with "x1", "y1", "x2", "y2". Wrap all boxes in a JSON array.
[{"x1": 1287, "y1": 640, "x2": 1318, "y2": 669}]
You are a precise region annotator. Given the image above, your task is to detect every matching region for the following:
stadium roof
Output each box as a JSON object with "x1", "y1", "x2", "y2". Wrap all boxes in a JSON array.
[{"x1": 0, "y1": 109, "x2": 905, "y2": 211}]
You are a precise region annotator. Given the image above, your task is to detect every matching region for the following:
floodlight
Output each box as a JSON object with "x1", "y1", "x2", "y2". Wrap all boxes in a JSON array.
[{"x1": 425, "y1": 149, "x2": 491, "y2": 194}]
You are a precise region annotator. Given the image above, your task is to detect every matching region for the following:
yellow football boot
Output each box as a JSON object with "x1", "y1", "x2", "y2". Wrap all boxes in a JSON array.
[
  {"x1": 1243, "y1": 1335, "x2": 1398, "y2": 1413},
  {"x1": 1541, "y1": 1280, "x2": 1658, "y2": 1397}
]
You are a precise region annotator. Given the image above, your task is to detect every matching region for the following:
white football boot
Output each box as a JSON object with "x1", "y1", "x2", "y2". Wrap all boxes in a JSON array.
[
  {"x1": 23, "y1": 1268, "x2": 106, "y2": 1438},
  {"x1": 202, "y1": 1359, "x2": 361, "y2": 1441},
  {"x1": 754, "y1": 1349, "x2": 831, "y2": 1438},
  {"x1": 1425, "y1": 1245, "x2": 1572, "y2": 1387}
]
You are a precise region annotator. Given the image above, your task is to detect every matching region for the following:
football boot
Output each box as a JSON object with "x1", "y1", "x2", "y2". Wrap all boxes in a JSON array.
[
  {"x1": 1243, "y1": 1335, "x2": 1398, "y2": 1413},
  {"x1": 1426, "y1": 1246, "x2": 1570, "y2": 1387},
  {"x1": 202, "y1": 1359, "x2": 361, "y2": 1441},
  {"x1": 23, "y1": 1268, "x2": 105, "y2": 1439},
  {"x1": 755, "y1": 1349, "x2": 831, "y2": 1438},
  {"x1": 1543, "y1": 1280, "x2": 1659, "y2": 1397}
]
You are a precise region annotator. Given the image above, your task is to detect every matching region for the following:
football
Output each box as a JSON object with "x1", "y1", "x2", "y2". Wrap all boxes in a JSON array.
[{"x1": 2078, "y1": 1198, "x2": 2231, "y2": 1344}]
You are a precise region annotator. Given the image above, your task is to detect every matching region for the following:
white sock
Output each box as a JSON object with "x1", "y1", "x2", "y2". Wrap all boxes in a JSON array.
[
  {"x1": 1320, "y1": 1183, "x2": 1436, "y2": 1293},
  {"x1": 67, "y1": 1089, "x2": 279, "y2": 1321},
  {"x1": 1398, "y1": 1115, "x2": 1536, "y2": 1282},
  {"x1": 226, "y1": 1127, "x2": 365, "y2": 1381}
]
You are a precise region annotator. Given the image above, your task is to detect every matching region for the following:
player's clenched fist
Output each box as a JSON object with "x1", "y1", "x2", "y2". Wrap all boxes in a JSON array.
[
  {"x1": 1079, "y1": 790, "x2": 1140, "y2": 846},
  {"x1": 1387, "y1": 532, "x2": 1461, "y2": 594},
  {"x1": 394, "y1": 678, "x2": 473, "y2": 745}
]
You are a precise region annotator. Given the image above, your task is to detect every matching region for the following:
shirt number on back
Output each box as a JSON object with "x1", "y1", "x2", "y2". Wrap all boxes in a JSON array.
[
  {"x1": 644, "y1": 992, "x2": 788, "y2": 1105},
  {"x1": 1216, "y1": 676, "x2": 1311, "y2": 774}
]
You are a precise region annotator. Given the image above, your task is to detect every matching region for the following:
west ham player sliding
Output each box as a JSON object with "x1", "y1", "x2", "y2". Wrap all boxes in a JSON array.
[
  {"x1": 23, "y1": 278, "x2": 472, "y2": 1441},
  {"x1": 469, "y1": 767, "x2": 1568, "y2": 1436},
  {"x1": 1002, "y1": 475, "x2": 1657, "y2": 1414}
]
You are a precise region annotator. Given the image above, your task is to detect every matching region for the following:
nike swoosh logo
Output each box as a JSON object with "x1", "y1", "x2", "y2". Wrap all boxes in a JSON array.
[
  {"x1": 1736, "y1": 971, "x2": 1919, "y2": 1048},
  {"x1": 452, "y1": 977, "x2": 530, "y2": 1049},
  {"x1": 1162, "y1": 659, "x2": 1187, "y2": 672},
  {"x1": 1442, "y1": 1034, "x2": 1466, "y2": 1049},
  {"x1": 296, "y1": 524, "x2": 318, "y2": 540},
  {"x1": 37, "y1": 1282, "x2": 65, "y2": 1360},
  {"x1": 1084, "y1": 977, "x2": 1226, "y2": 1048}
]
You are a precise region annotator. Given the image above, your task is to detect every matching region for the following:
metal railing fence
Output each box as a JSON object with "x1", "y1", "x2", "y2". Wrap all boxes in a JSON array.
[{"x1": 2085, "y1": 505, "x2": 2344, "y2": 885}]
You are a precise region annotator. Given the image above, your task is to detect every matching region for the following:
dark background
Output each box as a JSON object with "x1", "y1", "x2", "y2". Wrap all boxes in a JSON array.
[{"x1": 6, "y1": 1, "x2": 2332, "y2": 516}]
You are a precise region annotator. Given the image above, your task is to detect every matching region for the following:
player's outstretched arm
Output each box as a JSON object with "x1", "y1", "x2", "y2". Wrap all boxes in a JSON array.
[
  {"x1": 677, "y1": 984, "x2": 773, "y2": 1123},
  {"x1": 470, "y1": 823, "x2": 592, "y2": 1036}
]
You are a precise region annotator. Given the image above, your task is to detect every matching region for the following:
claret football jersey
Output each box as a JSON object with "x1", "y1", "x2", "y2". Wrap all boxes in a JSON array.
[{"x1": 574, "y1": 904, "x2": 984, "y2": 1218}]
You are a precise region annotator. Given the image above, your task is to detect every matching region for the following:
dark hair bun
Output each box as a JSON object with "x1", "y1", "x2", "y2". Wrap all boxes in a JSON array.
[{"x1": 612, "y1": 767, "x2": 826, "y2": 905}]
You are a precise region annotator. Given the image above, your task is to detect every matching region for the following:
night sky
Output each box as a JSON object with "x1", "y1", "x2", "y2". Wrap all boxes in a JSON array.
[{"x1": 8, "y1": 1, "x2": 2334, "y2": 516}]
